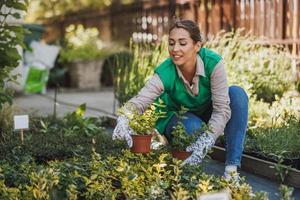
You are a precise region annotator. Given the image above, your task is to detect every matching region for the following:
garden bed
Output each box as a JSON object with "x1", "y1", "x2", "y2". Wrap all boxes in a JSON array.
[
  {"x1": 103, "y1": 116, "x2": 300, "y2": 188},
  {"x1": 210, "y1": 146, "x2": 300, "y2": 188}
]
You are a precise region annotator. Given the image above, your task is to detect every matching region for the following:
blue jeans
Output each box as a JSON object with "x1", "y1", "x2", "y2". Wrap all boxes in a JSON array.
[{"x1": 165, "y1": 86, "x2": 249, "y2": 166}]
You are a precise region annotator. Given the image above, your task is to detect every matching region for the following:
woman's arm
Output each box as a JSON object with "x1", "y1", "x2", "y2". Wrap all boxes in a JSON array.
[
  {"x1": 128, "y1": 74, "x2": 164, "y2": 113},
  {"x1": 208, "y1": 60, "x2": 231, "y2": 140}
]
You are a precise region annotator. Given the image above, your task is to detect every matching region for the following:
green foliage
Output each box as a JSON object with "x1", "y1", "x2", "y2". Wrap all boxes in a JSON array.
[
  {"x1": 0, "y1": 148, "x2": 269, "y2": 199},
  {"x1": 26, "y1": 0, "x2": 131, "y2": 22},
  {"x1": 248, "y1": 92, "x2": 300, "y2": 129},
  {"x1": 278, "y1": 184, "x2": 294, "y2": 200},
  {"x1": 170, "y1": 122, "x2": 207, "y2": 151},
  {"x1": 271, "y1": 152, "x2": 292, "y2": 183},
  {"x1": 120, "y1": 102, "x2": 166, "y2": 135},
  {"x1": 0, "y1": 110, "x2": 287, "y2": 200},
  {"x1": 169, "y1": 106, "x2": 210, "y2": 151},
  {"x1": 0, "y1": 104, "x2": 13, "y2": 141},
  {"x1": 0, "y1": 0, "x2": 28, "y2": 109},
  {"x1": 0, "y1": 107, "x2": 126, "y2": 163},
  {"x1": 204, "y1": 29, "x2": 293, "y2": 103},
  {"x1": 114, "y1": 37, "x2": 168, "y2": 105},
  {"x1": 59, "y1": 24, "x2": 112, "y2": 63},
  {"x1": 24, "y1": 168, "x2": 59, "y2": 199},
  {"x1": 245, "y1": 116, "x2": 300, "y2": 159}
]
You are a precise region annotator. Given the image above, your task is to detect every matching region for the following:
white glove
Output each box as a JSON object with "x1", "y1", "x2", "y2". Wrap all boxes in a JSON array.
[
  {"x1": 112, "y1": 115, "x2": 134, "y2": 147},
  {"x1": 182, "y1": 133, "x2": 215, "y2": 165}
]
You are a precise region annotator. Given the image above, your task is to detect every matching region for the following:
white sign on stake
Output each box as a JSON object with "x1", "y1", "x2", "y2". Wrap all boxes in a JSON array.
[
  {"x1": 14, "y1": 115, "x2": 29, "y2": 130},
  {"x1": 14, "y1": 115, "x2": 29, "y2": 145}
]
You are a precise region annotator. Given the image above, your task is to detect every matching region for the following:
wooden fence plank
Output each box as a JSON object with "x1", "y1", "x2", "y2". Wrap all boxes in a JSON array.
[{"x1": 43, "y1": 0, "x2": 300, "y2": 57}]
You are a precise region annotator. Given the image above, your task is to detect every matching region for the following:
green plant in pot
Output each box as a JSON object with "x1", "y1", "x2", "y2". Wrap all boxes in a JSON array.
[
  {"x1": 59, "y1": 24, "x2": 113, "y2": 89},
  {"x1": 169, "y1": 106, "x2": 202, "y2": 160},
  {"x1": 170, "y1": 122, "x2": 205, "y2": 160},
  {"x1": 120, "y1": 103, "x2": 165, "y2": 153}
]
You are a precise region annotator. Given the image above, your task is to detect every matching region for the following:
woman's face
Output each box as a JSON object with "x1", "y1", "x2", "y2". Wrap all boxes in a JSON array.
[{"x1": 168, "y1": 27, "x2": 201, "y2": 68}]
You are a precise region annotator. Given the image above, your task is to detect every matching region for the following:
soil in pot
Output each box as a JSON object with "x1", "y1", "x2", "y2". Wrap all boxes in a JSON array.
[
  {"x1": 131, "y1": 135, "x2": 152, "y2": 153},
  {"x1": 171, "y1": 150, "x2": 192, "y2": 160}
]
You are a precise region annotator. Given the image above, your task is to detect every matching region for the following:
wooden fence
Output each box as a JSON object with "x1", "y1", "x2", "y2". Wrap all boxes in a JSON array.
[{"x1": 44, "y1": 0, "x2": 300, "y2": 59}]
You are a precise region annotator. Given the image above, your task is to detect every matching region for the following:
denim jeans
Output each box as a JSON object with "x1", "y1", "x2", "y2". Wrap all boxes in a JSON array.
[{"x1": 165, "y1": 85, "x2": 249, "y2": 166}]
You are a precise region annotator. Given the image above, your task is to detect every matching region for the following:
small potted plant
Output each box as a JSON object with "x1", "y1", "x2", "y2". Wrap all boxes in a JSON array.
[
  {"x1": 120, "y1": 103, "x2": 165, "y2": 153},
  {"x1": 169, "y1": 122, "x2": 199, "y2": 160},
  {"x1": 168, "y1": 106, "x2": 203, "y2": 160}
]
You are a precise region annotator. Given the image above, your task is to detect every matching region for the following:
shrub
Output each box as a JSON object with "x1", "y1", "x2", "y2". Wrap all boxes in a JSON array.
[
  {"x1": 0, "y1": 1, "x2": 28, "y2": 109},
  {"x1": 0, "y1": 150, "x2": 269, "y2": 199},
  {"x1": 248, "y1": 92, "x2": 300, "y2": 129},
  {"x1": 119, "y1": 102, "x2": 166, "y2": 135},
  {"x1": 245, "y1": 116, "x2": 300, "y2": 159},
  {"x1": 204, "y1": 29, "x2": 293, "y2": 103},
  {"x1": 113, "y1": 37, "x2": 169, "y2": 105}
]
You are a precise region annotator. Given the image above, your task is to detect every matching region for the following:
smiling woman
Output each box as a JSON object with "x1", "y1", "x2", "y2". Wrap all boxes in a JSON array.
[{"x1": 112, "y1": 19, "x2": 249, "y2": 181}]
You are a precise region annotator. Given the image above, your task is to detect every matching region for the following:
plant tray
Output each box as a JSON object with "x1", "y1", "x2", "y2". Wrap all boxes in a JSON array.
[{"x1": 209, "y1": 146, "x2": 300, "y2": 188}]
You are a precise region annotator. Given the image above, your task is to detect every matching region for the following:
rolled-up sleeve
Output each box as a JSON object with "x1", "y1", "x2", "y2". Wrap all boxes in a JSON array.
[
  {"x1": 128, "y1": 74, "x2": 164, "y2": 113},
  {"x1": 208, "y1": 60, "x2": 231, "y2": 140}
]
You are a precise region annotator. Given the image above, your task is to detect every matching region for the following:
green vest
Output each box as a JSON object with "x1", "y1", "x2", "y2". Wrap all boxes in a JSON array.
[{"x1": 154, "y1": 48, "x2": 222, "y2": 134}]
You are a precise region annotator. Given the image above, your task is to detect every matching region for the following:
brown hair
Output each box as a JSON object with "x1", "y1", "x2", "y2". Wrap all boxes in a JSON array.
[{"x1": 169, "y1": 19, "x2": 202, "y2": 43}]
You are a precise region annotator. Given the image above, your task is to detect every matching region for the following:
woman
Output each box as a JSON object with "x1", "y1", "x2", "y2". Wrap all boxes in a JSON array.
[{"x1": 113, "y1": 19, "x2": 248, "y2": 179}]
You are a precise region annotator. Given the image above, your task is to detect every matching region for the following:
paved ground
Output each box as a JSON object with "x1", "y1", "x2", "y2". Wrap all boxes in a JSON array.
[
  {"x1": 14, "y1": 88, "x2": 117, "y2": 118},
  {"x1": 14, "y1": 88, "x2": 300, "y2": 199}
]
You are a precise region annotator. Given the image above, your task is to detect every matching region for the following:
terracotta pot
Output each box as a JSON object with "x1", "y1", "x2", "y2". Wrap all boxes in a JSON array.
[
  {"x1": 131, "y1": 135, "x2": 152, "y2": 153},
  {"x1": 171, "y1": 150, "x2": 192, "y2": 160}
]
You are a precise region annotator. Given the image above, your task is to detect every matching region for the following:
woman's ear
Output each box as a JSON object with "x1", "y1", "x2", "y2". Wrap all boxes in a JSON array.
[{"x1": 195, "y1": 41, "x2": 201, "y2": 52}]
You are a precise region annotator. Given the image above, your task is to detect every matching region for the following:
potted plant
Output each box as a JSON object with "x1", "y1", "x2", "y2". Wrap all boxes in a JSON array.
[
  {"x1": 168, "y1": 106, "x2": 204, "y2": 160},
  {"x1": 120, "y1": 103, "x2": 165, "y2": 153},
  {"x1": 169, "y1": 122, "x2": 199, "y2": 160},
  {"x1": 59, "y1": 24, "x2": 112, "y2": 89}
]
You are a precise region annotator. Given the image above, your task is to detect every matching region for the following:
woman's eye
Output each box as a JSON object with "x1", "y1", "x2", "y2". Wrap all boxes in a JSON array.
[
  {"x1": 180, "y1": 42, "x2": 187, "y2": 46},
  {"x1": 169, "y1": 42, "x2": 174, "y2": 46}
]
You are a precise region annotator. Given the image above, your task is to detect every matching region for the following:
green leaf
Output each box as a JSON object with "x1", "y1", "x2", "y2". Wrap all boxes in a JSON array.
[
  {"x1": 75, "y1": 103, "x2": 86, "y2": 117},
  {"x1": 8, "y1": 2, "x2": 27, "y2": 11},
  {"x1": 11, "y1": 12, "x2": 21, "y2": 19}
]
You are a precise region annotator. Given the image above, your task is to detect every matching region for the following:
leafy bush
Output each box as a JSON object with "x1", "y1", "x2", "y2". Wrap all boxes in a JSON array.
[
  {"x1": 248, "y1": 92, "x2": 300, "y2": 129},
  {"x1": 59, "y1": 24, "x2": 112, "y2": 63},
  {"x1": 0, "y1": 1, "x2": 28, "y2": 109},
  {"x1": 0, "y1": 104, "x2": 13, "y2": 141},
  {"x1": 119, "y1": 102, "x2": 166, "y2": 135},
  {"x1": 114, "y1": 37, "x2": 169, "y2": 105},
  {"x1": 245, "y1": 116, "x2": 300, "y2": 159},
  {"x1": 169, "y1": 122, "x2": 197, "y2": 151},
  {"x1": 0, "y1": 105, "x2": 126, "y2": 163},
  {"x1": 204, "y1": 29, "x2": 293, "y2": 103},
  {"x1": 0, "y1": 149, "x2": 269, "y2": 200},
  {"x1": 0, "y1": 109, "x2": 291, "y2": 199}
]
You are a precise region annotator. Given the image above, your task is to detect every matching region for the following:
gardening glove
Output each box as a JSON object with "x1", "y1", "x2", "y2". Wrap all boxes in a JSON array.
[
  {"x1": 182, "y1": 133, "x2": 215, "y2": 165},
  {"x1": 112, "y1": 115, "x2": 134, "y2": 147}
]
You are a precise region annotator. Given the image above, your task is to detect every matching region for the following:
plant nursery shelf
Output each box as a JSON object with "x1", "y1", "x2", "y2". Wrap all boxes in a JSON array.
[{"x1": 209, "y1": 146, "x2": 300, "y2": 188}]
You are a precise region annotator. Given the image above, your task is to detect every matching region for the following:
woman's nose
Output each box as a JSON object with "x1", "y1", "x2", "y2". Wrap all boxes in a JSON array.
[{"x1": 173, "y1": 43, "x2": 180, "y2": 52}]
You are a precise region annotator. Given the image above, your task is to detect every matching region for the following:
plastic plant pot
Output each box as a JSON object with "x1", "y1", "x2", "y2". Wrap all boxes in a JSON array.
[
  {"x1": 131, "y1": 135, "x2": 152, "y2": 153},
  {"x1": 171, "y1": 150, "x2": 192, "y2": 160}
]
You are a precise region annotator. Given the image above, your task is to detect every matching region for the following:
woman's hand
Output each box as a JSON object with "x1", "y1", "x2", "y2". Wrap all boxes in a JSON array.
[
  {"x1": 182, "y1": 133, "x2": 215, "y2": 165},
  {"x1": 112, "y1": 115, "x2": 134, "y2": 147}
]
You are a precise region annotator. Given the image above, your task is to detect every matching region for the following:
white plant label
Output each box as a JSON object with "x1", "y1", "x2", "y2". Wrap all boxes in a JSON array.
[
  {"x1": 14, "y1": 115, "x2": 29, "y2": 130},
  {"x1": 198, "y1": 190, "x2": 230, "y2": 200}
]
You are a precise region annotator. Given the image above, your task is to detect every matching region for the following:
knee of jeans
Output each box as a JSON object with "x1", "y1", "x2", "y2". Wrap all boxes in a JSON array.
[
  {"x1": 229, "y1": 85, "x2": 249, "y2": 105},
  {"x1": 182, "y1": 113, "x2": 202, "y2": 134}
]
